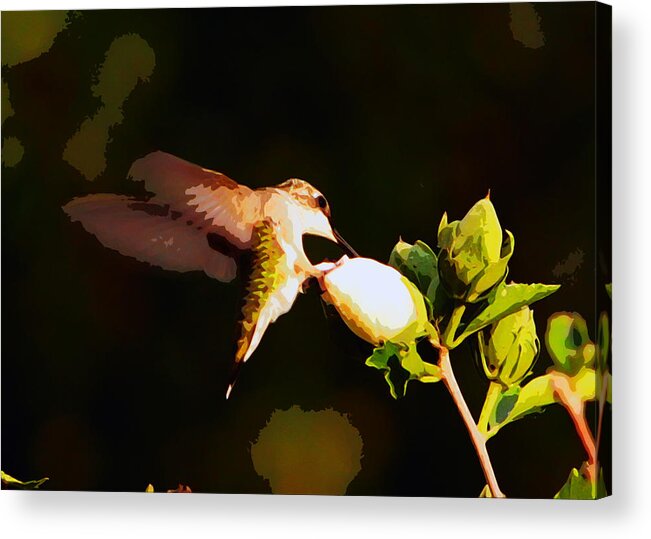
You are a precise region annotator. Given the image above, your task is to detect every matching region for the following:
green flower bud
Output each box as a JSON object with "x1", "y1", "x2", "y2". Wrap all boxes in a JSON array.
[
  {"x1": 319, "y1": 256, "x2": 430, "y2": 346},
  {"x1": 437, "y1": 196, "x2": 514, "y2": 303},
  {"x1": 545, "y1": 312, "x2": 595, "y2": 375},
  {"x1": 478, "y1": 307, "x2": 539, "y2": 387}
]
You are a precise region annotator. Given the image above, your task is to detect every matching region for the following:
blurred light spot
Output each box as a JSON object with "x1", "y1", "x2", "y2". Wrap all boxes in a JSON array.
[
  {"x1": 92, "y1": 34, "x2": 156, "y2": 108},
  {"x1": 1, "y1": 11, "x2": 69, "y2": 67},
  {"x1": 63, "y1": 107, "x2": 120, "y2": 181},
  {"x1": 2, "y1": 136, "x2": 24, "y2": 167},
  {"x1": 63, "y1": 34, "x2": 155, "y2": 180},
  {"x1": 251, "y1": 405, "x2": 363, "y2": 495},
  {"x1": 509, "y1": 3, "x2": 545, "y2": 49},
  {"x1": 2, "y1": 80, "x2": 24, "y2": 166},
  {"x1": 2, "y1": 80, "x2": 14, "y2": 124}
]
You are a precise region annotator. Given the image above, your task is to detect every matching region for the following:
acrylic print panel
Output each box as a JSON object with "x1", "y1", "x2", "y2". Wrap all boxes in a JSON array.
[{"x1": 1, "y1": 2, "x2": 611, "y2": 498}]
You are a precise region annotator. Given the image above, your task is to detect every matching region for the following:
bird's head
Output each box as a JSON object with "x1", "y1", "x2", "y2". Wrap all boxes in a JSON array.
[{"x1": 276, "y1": 178, "x2": 357, "y2": 256}]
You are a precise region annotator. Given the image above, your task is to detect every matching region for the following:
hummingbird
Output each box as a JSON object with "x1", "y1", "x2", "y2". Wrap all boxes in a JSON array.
[{"x1": 63, "y1": 151, "x2": 357, "y2": 398}]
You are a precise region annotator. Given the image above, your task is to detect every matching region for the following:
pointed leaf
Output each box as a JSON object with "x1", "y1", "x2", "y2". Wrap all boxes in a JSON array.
[
  {"x1": 401, "y1": 344, "x2": 442, "y2": 385},
  {"x1": 467, "y1": 231, "x2": 515, "y2": 303},
  {"x1": 485, "y1": 374, "x2": 556, "y2": 438},
  {"x1": 365, "y1": 341, "x2": 442, "y2": 399},
  {"x1": 508, "y1": 374, "x2": 556, "y2": 418},
  {"x1": 389, "y1": 240, "x2": 440, "y2": 300},
  {"x1": 554, "y1": 464, "x2": 607, "y2": 499},
  {"x1": 425, "y1": 322, "x2": 441, "y2": 349},
  {"x1": 388, "y1": 239, "x2": 450, "y2": 319},
  {"x1": 597, "y1": 312, "x2": 610, "y2": 371},
  {"x1": 572, "y1": 367, "x2": 597, "y2": 402},
  {"x1": 366, "y1": 342, "x2": 403, "y2": 399},
  {"x1": 462, "y1": 282, "x2": 560, "y2": 337},
  {"x1": 1, "y1": 470, "x2": 49, "y2": 490},
  {"x1": 437, "y1": 212, "x2": 449, "y2": 242},
  {"x1": 479, "y1": 484, "x2": 493, "y2": 498},
  {"x1": 486, "y1": 369, "x2": 599, "y2": 438}
]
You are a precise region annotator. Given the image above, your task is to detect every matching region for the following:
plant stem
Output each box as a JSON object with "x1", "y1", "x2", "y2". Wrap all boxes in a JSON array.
[
  {"x1": 478, "y1": 381, "x2": 503, "y2": 436},
  {"x1": 551, "y1": 372, "x2": 598, "y2": 483},
  {"x1": 594, "y1": 371, "x2": 610, "y2": 468},
  {"x1": 567, "y1": 408, "x2": 598, "y2": 482},
  {"x1": 442, "y1": 304, "x2": 466, "y2": 348},
  {"x1": 438, "y1": 346, "x2": 505, "y2": 498}
]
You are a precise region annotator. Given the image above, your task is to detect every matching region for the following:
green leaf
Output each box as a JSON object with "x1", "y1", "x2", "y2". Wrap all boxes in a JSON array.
[
  {"x1": 388, "y1": 239, "x2": 450, "y2": 320},
  {"x1": 479, "y1": 484, "x2": 493, "y2": 498},
  {"x1": 486, "y1": 368, "x2": 599, "y2": 438},
  {"x1": 402, "y1": 344, "x2": 442, "y2": 384},
  {"x1": 554, "y1": 464, "x2": 607, "y2": 499},
  {"x1": 545, "y1": 312, "x2": 594, "y2": 375},
  {"x1": 366, "y1": 342, "x2": 406, "y2": 398},
  {"x1": 605, "y1": 283, "x2": 612, "y2": 299},
  {"x1": 508, "y1": 374, "x2": 556, "y2": 419},
  {"x1": 597, "y1": 312, "x2": 610, "y2": 371},
  {"x1": 389, "y1": 239, "x2": 440, "y2": 296},
  {"x1": 437, "y1": 212, "x2": 454, "y2": 249},
  {"x1": 489, "y1": 386, "x2": 521, "y2": 429},
  {"x1": 1, "y1": 470, "x2": 49, "y2": 490},
  {"x1": 571, "y1": 367, "x2": 597, "y2": 402},
  {"x1": 461, "y1": 282, "x2": 560, "y2": 339},
  {"x1": 423, "y1": 320, "x2": 440, "y2": 348},
  {"x1": 466, "y1": 230, "x2": 514, "y2": 303},
  {"x1": 365, "y1": 341, "x2": 442, "y2": 399},
  {"x1": 485, "y1": 374, "x2": 556, "y2": 438}
]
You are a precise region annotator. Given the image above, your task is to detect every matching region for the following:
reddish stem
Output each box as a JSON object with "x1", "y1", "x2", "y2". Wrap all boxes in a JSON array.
[
  {"x1": 595, "y1": 372, "x2": 609, "y2": 468},
  {"x1": 438, "y1": 346, "x2": 505, "y2": 498},
  {"x1": 552, "y1": 373, "x2": 598, "y2": 483},
  {"x1": 567, "y1": 408, "x2": 598, "y2": 482}
]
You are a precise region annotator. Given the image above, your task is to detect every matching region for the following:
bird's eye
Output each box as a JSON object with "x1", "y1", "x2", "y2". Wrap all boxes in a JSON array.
[{"x1": 316, "y1": 195, "x2": 328, "y2": 209}]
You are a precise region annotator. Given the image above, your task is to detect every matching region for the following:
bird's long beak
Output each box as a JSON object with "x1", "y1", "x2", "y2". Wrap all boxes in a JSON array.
[{"x1": 333, "y1": 228, "x2": 359, "y2": 257}]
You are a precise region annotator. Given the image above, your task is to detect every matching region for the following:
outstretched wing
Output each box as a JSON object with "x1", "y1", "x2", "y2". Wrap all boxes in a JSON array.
[
  {"x1": 226, "y1": 221, "x2": 303, "y2": 399},
  {"x1": 64, "y1": 151, "x2": 265, "y2": 281},
  {"x1": 64, "y1": 194, "x2": 238, "y2": 282},
  {"x1": 129, "y1": 151, "x2": 262, "y2": 249}
]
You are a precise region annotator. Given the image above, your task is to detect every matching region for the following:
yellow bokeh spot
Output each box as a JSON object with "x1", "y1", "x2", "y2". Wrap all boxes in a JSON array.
[
  {"x1": 2, "y1": 136, "x2": 24, "y2": 167},
  {"x1": 63, "y1": 34, "x2": 155, "y2": 180},
  {"x1": 251, "y1": 406, "x2": 363, "y2": 495},
  {"x1": 1, "y1": 11, "x2": 69, "y2": 67},
  {"x1": 510, "y1": 3, "x2": 545, "y2": 50},
  {"x1": 2, "y1": 80, "x2": 14, "y2": 124},
  {"x1": 63, "y1": 107, "x2": 121, "y2": 181},
  {"x1": 93, "y1": 33, "x2": 156, "y2": 107}
]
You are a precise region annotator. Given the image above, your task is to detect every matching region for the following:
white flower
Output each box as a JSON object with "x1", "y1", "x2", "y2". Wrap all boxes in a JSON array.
[{"x1": 319, "y1": 256, "x2": 429, "y2": 345}]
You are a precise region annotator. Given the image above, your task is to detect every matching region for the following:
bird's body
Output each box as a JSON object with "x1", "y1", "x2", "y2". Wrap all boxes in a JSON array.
[{"x1": 63, "y1": 151, "x2": 354, "y2": 397}]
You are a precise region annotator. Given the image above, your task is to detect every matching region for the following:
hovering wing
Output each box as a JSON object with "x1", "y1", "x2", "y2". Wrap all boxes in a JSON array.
[
  {"x1": 63, "y1": 194, "x2": 238, "y2": 282},
  {"x1": 64, "y1": 151, "x2": 266, "y2": 281},
  {"x1": 226, "y1": 221, "x2": 303, "y2": 399},
  {"x1": 129, "y1": 151, "x2": 262, "y2": 249}
]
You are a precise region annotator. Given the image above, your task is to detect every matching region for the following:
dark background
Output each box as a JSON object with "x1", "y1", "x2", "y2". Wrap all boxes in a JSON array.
[{"x1": 2, "y1": 3, "x2": 611, "y2": 497}]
